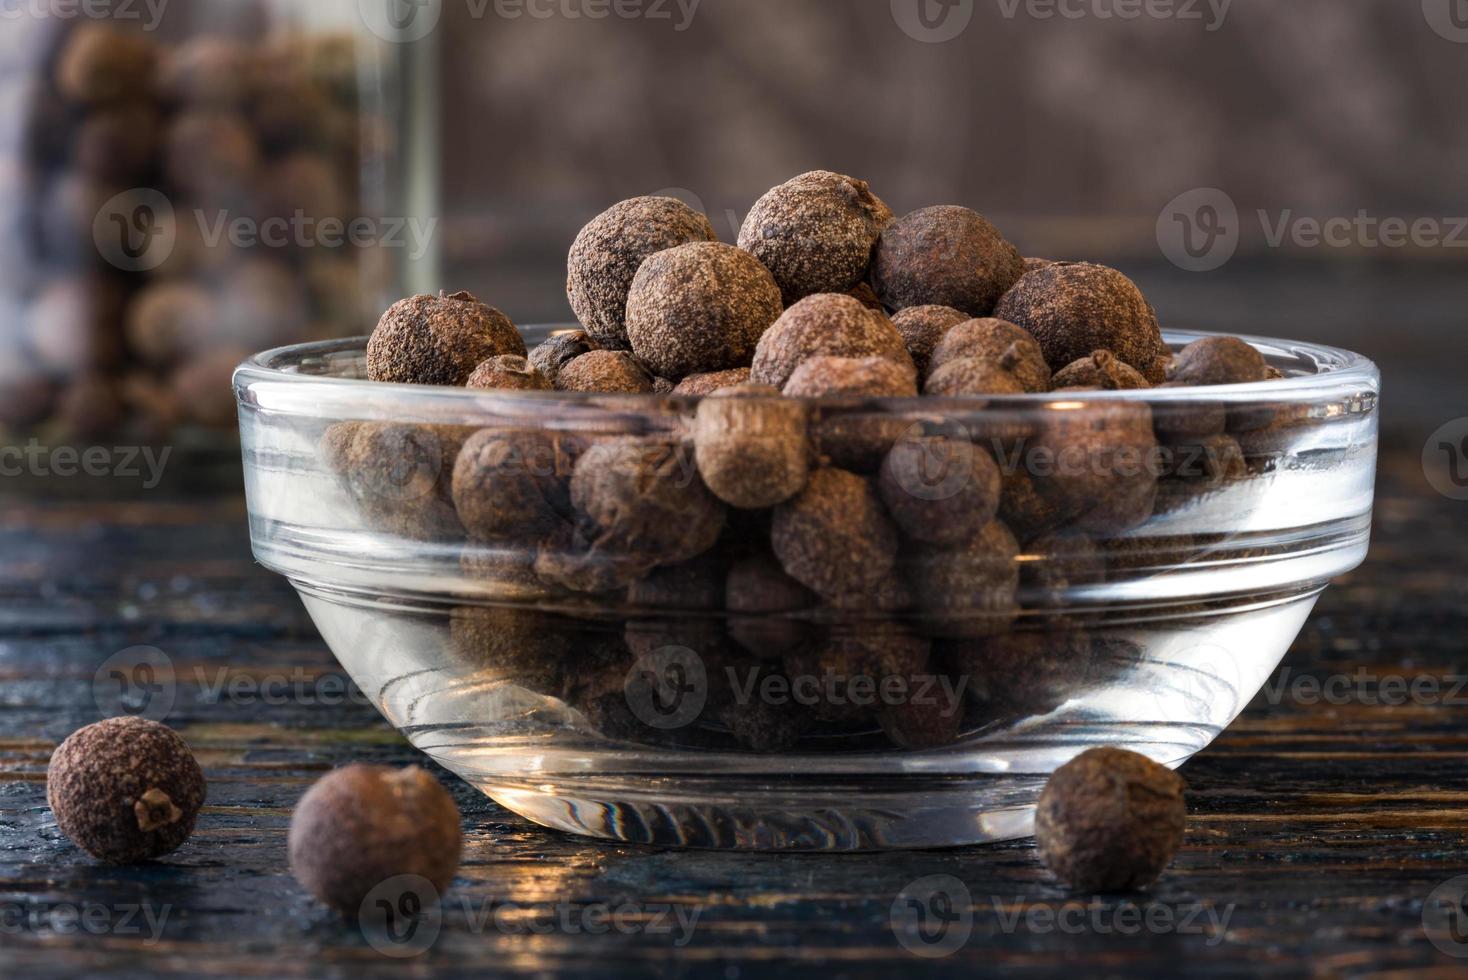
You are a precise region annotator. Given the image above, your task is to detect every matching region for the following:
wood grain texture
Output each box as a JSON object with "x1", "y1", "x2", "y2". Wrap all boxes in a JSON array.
[{"x1": 1, "y1": 448, "x2": 1465, "y2": 978}]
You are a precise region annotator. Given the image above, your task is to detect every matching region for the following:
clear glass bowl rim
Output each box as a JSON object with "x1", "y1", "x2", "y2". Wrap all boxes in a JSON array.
[{"x1": 233, "y1": 327, "x2": 1381, "y2": 419}]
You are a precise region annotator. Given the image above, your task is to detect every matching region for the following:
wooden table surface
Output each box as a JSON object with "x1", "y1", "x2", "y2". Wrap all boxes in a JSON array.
[{"x1": 1, "y1": 447, "x2": 1464, "y2": 979}]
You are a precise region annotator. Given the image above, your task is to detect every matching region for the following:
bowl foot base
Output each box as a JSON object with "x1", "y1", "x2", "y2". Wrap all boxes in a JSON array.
[{"x1": 471, "y1": 775, "x2": 1044, "y2": 851}]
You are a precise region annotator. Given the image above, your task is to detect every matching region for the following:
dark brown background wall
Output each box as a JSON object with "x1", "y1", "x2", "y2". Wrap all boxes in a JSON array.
[{"x1": 437, "y1": 0, "x2": 1468, "y2": 441}]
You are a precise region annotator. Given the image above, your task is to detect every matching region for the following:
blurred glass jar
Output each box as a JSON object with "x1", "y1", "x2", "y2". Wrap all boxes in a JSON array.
[{"x1": 0, "y1": 2, "x2": 428, "y2": 443}]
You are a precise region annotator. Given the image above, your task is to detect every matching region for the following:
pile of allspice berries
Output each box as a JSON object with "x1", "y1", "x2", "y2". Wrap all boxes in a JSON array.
[
  {"x1": 330, "y1": 170, "x2": 1297, "y2": 753},
  {"x1": 0, "y1": 21, "x2": 371, "y2": 441}
]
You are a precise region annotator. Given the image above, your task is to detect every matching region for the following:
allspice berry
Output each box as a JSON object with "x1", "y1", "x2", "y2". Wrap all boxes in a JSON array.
[
  {"x1": 163, "y1": 110, "x2": 261, "y2": 200},
  {"x1": 55, "y1": 24, "x2": 157, "y2": 105},
  {"x1": 737, "y1": 170, "x2": 894, "y2": 304},
  {"x1": 452, "y1": 428, "x2": 577, "y2": 540},
  {"x1": 871, "y1": 206, "x2": 1025, "y2": 317},
  {"x1": 995, "y1": 262, "x2": 1171, "y2": 384},
  {"x1": 1051, "y1": 350, "x2": 1152, "y2": 391},
  {"x1": 528, "y1": 330, "x2": 599, "y2": 387},
  {"x1": 289, "y1": 765, "x2": 462, "y2": 916},
  {"x1": 905, "y1": 520, "x2": 1020, "y2": 638},
  {"x1": 783, "y1": 356, "x2": 918, "y2": 398},
  {"x1": 673, "y1": 368, "x2": 752, "y2": 396},
  {"x1": 555, "y1": 350, "x2": 655, "y2": 393},
  {"x1": 927, "y1": 318, "x2": 1051, "y2": 392},
  {"x1": 47, "y1": 717, "x2": 206, "y2": 864},
  {"x1": 568, "y1": 196, "x2": 718, "y2": 349},
  {"x1": 570, "y1": 437, "x2": 726, "y2": 568},
  {"x1": 626, "y1": 242, "x2": 783, "y2": 378},
  {"x1": 879, "y1": 434, "x2": 1001, "y2": 546},
  {"x1": 466, "y1": 355, "x2": 552, "y2": 391},
  {"x1": 695, "y1": 384, "x2": 811, "y2": 509},
  {"x1": 725, "y1": 553, "x2": 814, "y2": 655},
  {"x1": 891, "y1": 305, "x2": 968, "y2": 377},
  {"x1": 125, "y1": 282, "x2": 218, "y2": 368},
  {"x1": 751, "y1": 293, "x2": 913, "y2": 391},
  {"x1": 367, "y1": 291, "x2": 525, "y2": 387},
  {"x1": 771, "y1": 468, "x2": 899, "y2": 601},
  {"x1": 1166, "y1": 336, "x2": 1268, "y2": 387},
  {"x1": 925, "y1": 358, "x2": 1028, "y2": 398},
  {"x1": 1034, "y1": 747, "x2": 1186, "y2": 892}
]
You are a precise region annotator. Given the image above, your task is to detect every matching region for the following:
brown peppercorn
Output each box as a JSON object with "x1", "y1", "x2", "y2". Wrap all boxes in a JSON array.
[
  {"x1": 466, "y1": 355, "x2": 552, "y2": 391},
  {"x1": 725, "y1": 553, "x2": 815, "y2": 656},
  {"x1": 367, "y1": 291, "x2": 525, "y2": 387},
  {"x1": 158, "y1": 36, "x2": 253, "y2": 106},
  {"x1": 568, "y1": 196, "x2": 718, "y2": 349},
  {"x1": 927, "y1": 318, "x2": 1052, "y2": 392},
  {"x1": 785, "y1": 625, "x2": 932, "y2": 724},
  {"x1": 771, "y1": 468, "x2": 899, "y2": 601},
  {"x1": 47, "y1": 717, "x2": 206, "y2": 864},
  {"x1": 323, "y1": 421, "x2": 467, "y2": 541},
  {"x1": 737, "y1": 170, "x2": 894, "y2": 304},
  {"x1": 535, "y1": 524, "x2": 654, "y2": 595},
  {"x1": 1034, "y1": 747, "x2": 1186, "y2": 892},
  {"x1": 289, "y1": 765, "x2": 462, "y2": 916},
  {"x1": 258, "y1": 152, "x2": 348, "y2": 225},
  {"x1": 171, "y1": 349, "x2": 250, "y2": 429},
  {"x1": 452, "y1": 428, "x2": 577, "y2": 541},
  {"x1": 1022, "y1": 533, "x2": 1106, "y2": 611},
  {"x1": 55, "y1": 24, "x2": 157, "y2": 106},
  {"x1": 995, "y1": 262, "x2": 1171, "y2": 384},
  {"x1": 555, "y1": 349, "x2": 655, "y2": 393},
  {"x1": 879, "y1": 434, "x2": 1001, "y2": 546},
  {"x1": 784, "y1": 355, "x2": 918, "y2": 399},
  {"x1": 1052, "y1": 350, "x2": 1151, "y2": 391},
  {"x1": 891, "y1": 305, "x2": 968, "y2": 377},
  {"x1": 715, "y1": 697, "x2": 807, "y2": 754},
  {"x1": 880, "y1": 696, "x2": 965, "y2": 750},
  {"x1": 905, "y1": 519, "x2": 1020, "y2": 638},
  {"x1": 74, "y1": 102, "x2": 160, "y2": 183},
  {"x1": 125, "y1": 282, "x2": 218, "y2": 367},
  {"x1": 528, "y1": 330, "x2": 600, "y2": 386},
  {"x1": 626, "y1": 241, "x2": 783, "y2": 378},
  {"x1": 53, "y1": 373, "x2": 126, "y2": 439},
  {"x1": 163, "y1": 110, "x2": 261, "y2": 201},
  {"x1": 751, "y1": 293, "x2": 913, "y2": 390},
  {"x1": 250, "y1": 73, "x2": 332, "y2": 153},
  {"x1": 1166, "y1": 336, "x2": 1268, "y2": 387},
  {"x1": 220, "y1": 258, "x2": 311, "y2": 351},
  {"x1": 571, "y1": 436, "x2": 726, "y2": 568},
  {"x1": 1023, "y1": 257, "x2": 1057, "y2": 274},
  {"x1": 625, "y1": 558, "x2": 731, "y2": 661},
  {"x1": 694, "y1": 384, "x2": 811, "y2": 509},
  {"x1": 871, "y1": 206, "x2": 1025, "y2": 317},
  {"x1": 673, "y1": 368, "x2": 752, "y2": 396},
  {"x1": 949, "y1": 629, "x2": 1093, "y2": 717},
  {"x1": 925, "y1": 357, "x2": 1028, "y2": 398},
  {"x1": 1000, "y1": 399, "x2": 1159, "y2": 538}
]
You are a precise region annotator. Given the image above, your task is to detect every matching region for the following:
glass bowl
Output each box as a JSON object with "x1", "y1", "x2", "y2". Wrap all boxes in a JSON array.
[{"x1": 235, "y1": 328, "x2": 1379, "y2": 851}]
